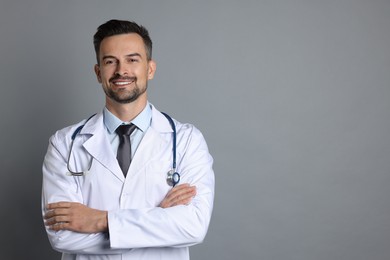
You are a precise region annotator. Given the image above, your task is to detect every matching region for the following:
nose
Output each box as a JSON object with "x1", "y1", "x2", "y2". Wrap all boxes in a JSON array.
[{"x1": 115, "y1": 62, "x2": 128, "y2": 76}]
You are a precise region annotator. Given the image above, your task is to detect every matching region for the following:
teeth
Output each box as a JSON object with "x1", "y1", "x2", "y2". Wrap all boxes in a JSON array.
[{"x1": 115, "y1": 81, "x2": 133, "y2": 85}]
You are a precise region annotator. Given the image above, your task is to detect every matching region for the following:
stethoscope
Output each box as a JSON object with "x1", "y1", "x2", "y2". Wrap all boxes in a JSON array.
[{"x1": 66, "y1": 112, "x2": 181, "y2": 187}]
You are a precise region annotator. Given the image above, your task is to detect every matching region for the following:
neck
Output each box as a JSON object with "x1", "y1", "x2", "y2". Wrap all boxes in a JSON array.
[{"x1": 105, "y1": 98, "x2": 147, "y2": 122}]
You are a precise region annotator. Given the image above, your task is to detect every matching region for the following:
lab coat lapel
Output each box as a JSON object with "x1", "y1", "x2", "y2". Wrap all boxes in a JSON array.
[
  {"x1": 81, "y1": 113, "x2": 125, "y2": 182},
  {"x1": 129, "y1": 127, "x2": 167, "y2": 175},
  {"x1": 128, "y1": 106, "x2": 173, "y2": 178},
  {"x1": 76, "y1": 106, "x2": 173, "y2": 182}
]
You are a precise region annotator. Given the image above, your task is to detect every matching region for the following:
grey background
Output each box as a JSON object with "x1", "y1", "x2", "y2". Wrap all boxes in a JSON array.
[{"x1": 0, "y1": 0, "x2": 389, "y2": 259}]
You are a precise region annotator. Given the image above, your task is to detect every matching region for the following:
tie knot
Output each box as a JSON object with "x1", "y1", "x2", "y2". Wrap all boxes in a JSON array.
[{"x1": 116, "y1": 124, "x2": 137, "y2": 136}]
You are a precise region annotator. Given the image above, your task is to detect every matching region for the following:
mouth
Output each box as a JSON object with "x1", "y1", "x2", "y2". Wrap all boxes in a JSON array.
[
  {"x1": 110, "y1": 78, "x2": 136, "y2": 87},
  {"x1": 113, "y1": 80, "x2": 134, "y2": 86}
]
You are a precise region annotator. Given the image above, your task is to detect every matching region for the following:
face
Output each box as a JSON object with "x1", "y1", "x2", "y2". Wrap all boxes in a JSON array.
[{"x1": 94, "y1": 33, "x2": 156, "y2": 105}]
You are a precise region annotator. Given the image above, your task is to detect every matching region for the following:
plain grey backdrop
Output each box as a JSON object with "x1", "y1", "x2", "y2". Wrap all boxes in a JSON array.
[{"x1": 0, "y1": 0, "x2": 389, "y2": 259}]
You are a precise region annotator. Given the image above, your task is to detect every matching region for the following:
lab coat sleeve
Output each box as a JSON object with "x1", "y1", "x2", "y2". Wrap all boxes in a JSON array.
[
  {"x1": 108, "y1": 125, "x2": 215, "y2": 248},
  {"x1": 41, "y1": 130, "x2": 129, "y2": 255}
]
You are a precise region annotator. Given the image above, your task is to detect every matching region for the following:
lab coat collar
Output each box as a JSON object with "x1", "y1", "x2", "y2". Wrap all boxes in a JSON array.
[
  {"x1": 77, "y1": 104, "x2": 174, "y2": 182},
  {"x1": 78, "y1": 103, "x2": 173, "y2": 135},
  {"x1": 150, "y1": 104, "x2": 175, "y2": 133},
  {"x1": 80, "y1": 113, "x2": 124, "y2": 181}
]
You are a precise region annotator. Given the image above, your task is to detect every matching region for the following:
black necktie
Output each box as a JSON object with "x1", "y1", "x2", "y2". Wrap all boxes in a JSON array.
[{"x1": 116, "y1": 124, "x2": 137, "y2": 176}]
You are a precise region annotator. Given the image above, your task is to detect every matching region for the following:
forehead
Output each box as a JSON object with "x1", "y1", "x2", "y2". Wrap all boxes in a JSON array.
[{"x1": 99, "y1": 33, "x2": 146, "y2": 58}]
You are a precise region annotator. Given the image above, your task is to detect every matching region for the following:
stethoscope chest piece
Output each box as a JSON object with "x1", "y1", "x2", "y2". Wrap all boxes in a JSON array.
[{"x1": 167, "y1": 169, "x2": 180, "y2": 187}]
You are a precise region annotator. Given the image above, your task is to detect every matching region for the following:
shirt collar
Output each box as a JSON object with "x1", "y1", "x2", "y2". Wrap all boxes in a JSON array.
[{"x1": 103, "y1": 102, "x2": 152, "y2": 134}]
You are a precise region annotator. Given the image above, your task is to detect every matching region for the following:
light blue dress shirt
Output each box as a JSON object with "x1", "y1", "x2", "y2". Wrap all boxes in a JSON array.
[{"x1": 103, "y1": 103, "x2": 152, "y2": 158}]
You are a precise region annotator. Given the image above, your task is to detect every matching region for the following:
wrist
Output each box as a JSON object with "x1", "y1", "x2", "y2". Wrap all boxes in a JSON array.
[{"x1": 97, "y1": 210, "x2": 108, "y2": 232}]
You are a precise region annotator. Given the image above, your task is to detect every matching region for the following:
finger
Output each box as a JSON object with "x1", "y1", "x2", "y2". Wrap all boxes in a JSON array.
[
  {"x1": 170, "y1": 186, "x2": 196, "y2": 202},
  {"x1": 45, "y1": 215, "x2": 69, "y2": 226},
  {"x1": 163, "y1": 187, "x2": 196, "y2": 207},
  {"x1": 165, "y1": 184, "x2": 190, "y2": 196},
  {"x1": 165, "y1": 185, "x2": 196, "y2": 201},
  {"x1": 172, "y1": 189, "x2": 197, "y2": 205},
  {"x1": 48, "y1": 222, "x2": 70, "y2": 231},
  {"x1": 172, "y1": 197, "x2": 193, "y2": 206},
  {"x1": 44, "y1": 208, "x2": 70, "y2": 219},
  {"x1": 174, "y1": 183, "x2": 191, "y2": 189},
  {"x1": 159, "y1": 184, "x2": 197, "y2": 208},
  {"x1": 46, "y1": 201, "x2": 72, "y2": 210}
]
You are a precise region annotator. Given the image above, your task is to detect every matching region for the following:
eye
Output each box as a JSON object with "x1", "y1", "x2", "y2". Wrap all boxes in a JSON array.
[
  {"x1": 128, "y1": 58, "x2": 139, "y2": 63},
  {"x1": 103, "y1": 59, "x2": 116, "y2": 65}
]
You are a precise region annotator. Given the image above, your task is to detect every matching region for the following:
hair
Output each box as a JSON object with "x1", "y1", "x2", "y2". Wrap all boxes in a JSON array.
[{"x1": 93, "y1": 19, "x2": 153, "y2": 63}]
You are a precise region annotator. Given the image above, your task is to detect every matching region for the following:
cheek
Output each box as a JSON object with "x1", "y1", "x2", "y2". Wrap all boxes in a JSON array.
[{"x1": 100, "y1": 71, "x2": 113, "y2": 83}]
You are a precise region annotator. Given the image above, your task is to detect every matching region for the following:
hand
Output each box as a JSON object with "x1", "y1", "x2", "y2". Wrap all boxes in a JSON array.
[
  {"x1": 159, "y1": 183, "x2": 197, "y2": 208},
  {"x1": 44, "y1": 202, "x2": 108, "y2": 233}
]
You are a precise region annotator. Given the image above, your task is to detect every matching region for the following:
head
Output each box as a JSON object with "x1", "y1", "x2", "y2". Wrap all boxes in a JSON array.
[
  {"x1": 93, "y1": 19, "x2": 153, "y2": 64},
  {"x1": 93, "y1": 20, "x2": 156, "y2": 106}
]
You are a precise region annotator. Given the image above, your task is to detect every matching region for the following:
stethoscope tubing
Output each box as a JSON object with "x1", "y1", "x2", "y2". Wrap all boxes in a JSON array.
[{"x1": 66, "y1": 112, "x2": 180, "y2": 186}]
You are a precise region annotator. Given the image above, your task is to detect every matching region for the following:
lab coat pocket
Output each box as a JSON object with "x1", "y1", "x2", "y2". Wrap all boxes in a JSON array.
[
  {"x1": 145, "y1": 159, "x2": 172, "y2": 207},
  {"x1": 76, "y1": 158, "x2": 124, "y2": 210}
]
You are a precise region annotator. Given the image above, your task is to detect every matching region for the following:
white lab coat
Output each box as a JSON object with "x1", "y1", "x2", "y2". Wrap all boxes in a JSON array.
[{"x1": 41, "y1": 105, "x2": 215, "y2": 260}]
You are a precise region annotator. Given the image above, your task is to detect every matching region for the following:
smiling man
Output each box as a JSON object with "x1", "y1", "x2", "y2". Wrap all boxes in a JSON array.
[{"x1": 41, "y1": 20, "x2": 215, "y2": 260}]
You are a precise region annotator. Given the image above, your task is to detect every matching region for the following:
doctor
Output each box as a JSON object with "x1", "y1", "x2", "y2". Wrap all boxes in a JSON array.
[{"x1": 42, "y1": 19, "x2": 215, "y2": 260}]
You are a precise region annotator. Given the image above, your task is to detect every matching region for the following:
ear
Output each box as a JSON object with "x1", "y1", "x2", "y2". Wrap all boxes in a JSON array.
[
  {"x1": 94, "y1": 64, "x2": 102, "y2": 83},
  {"x1": 147, "y1": 60, "x2": 157, "y2": 80}
]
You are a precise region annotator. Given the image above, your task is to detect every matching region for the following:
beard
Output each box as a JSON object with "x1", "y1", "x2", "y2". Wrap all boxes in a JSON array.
[{"x1": 104, "y1": 77, "x2": 148, "y2": 104}]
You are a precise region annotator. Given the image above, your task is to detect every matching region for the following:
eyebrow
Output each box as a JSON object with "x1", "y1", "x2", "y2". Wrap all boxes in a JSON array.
[
  {"x1": 126, "y1": 53, "x2": 142, "y2": 58},
  {"x1": 102, "y1": 53, "x2": 142, "y2": 60}
]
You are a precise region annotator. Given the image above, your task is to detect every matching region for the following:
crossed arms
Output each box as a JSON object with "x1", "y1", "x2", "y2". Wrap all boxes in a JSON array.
[{"x1": 44, "y1": 184, "x2": 196, "y2": 233}]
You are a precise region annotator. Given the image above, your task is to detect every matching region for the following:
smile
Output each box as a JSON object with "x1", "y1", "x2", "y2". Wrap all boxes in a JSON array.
[
  {"x1": 112, "y1": 80, "x2": 135, "y2": 86},
  {"x1": 115, "y1": 81, "x2": 133, "y2": 85}
]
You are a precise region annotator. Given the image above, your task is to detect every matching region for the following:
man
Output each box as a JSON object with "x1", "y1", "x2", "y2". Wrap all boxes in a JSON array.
[{"x1": 42, "y1": 19, "x2": 215, "y2": 260}]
